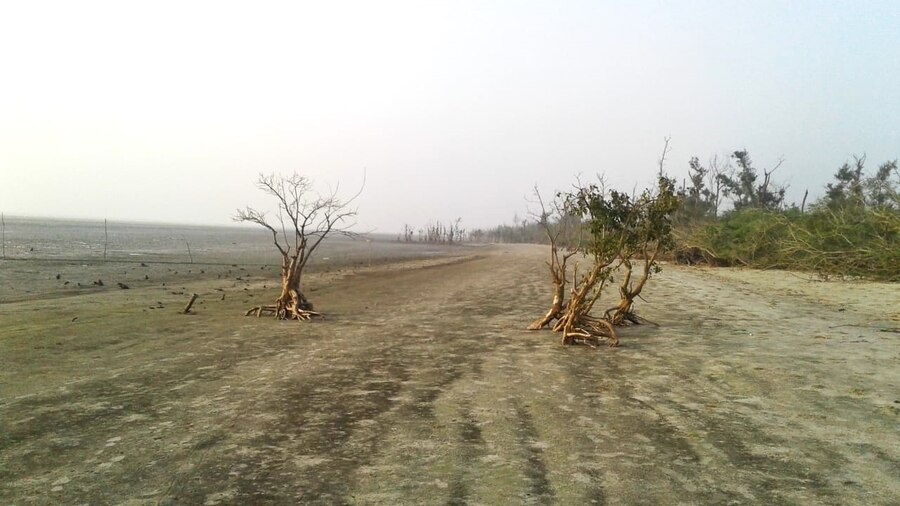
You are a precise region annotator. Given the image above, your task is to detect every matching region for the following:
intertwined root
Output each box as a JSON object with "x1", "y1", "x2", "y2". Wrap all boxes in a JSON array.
[
  {"x1": 613, "y1": 311, "x2": 655, "y2": 326},
  {"x1": 528, "y1": 303, "x2": 619, "y2": 347},
  {"x1": 553, "y1": 315, "x2": 619, "y2": 348},
  {"x1": 245, "y1": 286, "x2": 322, "y2": 321},
  {"x1": 244, "y1": 305, "x2": 323, "y2": 321}
]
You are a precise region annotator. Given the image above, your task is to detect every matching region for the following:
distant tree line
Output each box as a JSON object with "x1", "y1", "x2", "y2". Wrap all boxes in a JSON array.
[
  {"x1": 468, "y1": 214, "x2": 548, "y2": 244},
  {"x1": 399, "y1": 219, "x2": 467, "y2": 244}
]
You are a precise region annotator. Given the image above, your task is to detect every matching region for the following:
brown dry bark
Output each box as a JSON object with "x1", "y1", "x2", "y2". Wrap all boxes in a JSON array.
[
  {"x1": 245, "y1": 252, "x2": 322, "y2": 321},
  {"x1": 527, "y1": 246, "x2": 575, "y2": 330},
  {"x1": 236, "y1": 172, "x2": 362, "y2": 322},
  {"x1": 607, "y1": 250, "x2": 658, "y2": 326},
  {"x1": 552, "y1": 262, "x2": 619, "y2": 347}
]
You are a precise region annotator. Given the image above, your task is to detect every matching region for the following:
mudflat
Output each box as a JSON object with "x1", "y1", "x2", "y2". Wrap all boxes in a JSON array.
[{"x1": 1, "y1": 244, "x2": 898, "y2": 505}]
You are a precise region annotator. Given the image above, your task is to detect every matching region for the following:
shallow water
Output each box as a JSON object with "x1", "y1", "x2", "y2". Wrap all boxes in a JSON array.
[{"x1": 0, "y1": 217, "x2": 466, "y2": 303}]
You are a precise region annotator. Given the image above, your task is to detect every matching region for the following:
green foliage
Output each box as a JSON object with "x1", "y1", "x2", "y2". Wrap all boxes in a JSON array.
[
  {"x1": 684, "y1": 209, "x2": 791, "y2": 267},
  {"x1": 716, "y1": 150, "x2": 785, "y2": 211},
  {"x1": 566, "y1": 184, "x2": 634, "y2": 264},
  {"x1": 638, "y1": 177, "x2": 680, "y2": 254},
  {"x1": 782, "y1": 206, "x2": 900, "y2": 280},
  {"x1": 678, "y1": 154, "x2": 900, "y2": 280},
  {"x1": 475, "y1": 147, "x2": 898, "y2": 281},
  {"x1": 819, "y1": 156, "x2": 899, "y2": 211},
  {"x1": 866, "y1": 160, "x2": 900, "y2": 209},
  {"x1": 678, "y1": 157, "x2": 717, "y2": 220},
  {"x1": 567, "y1": 176, "x2": 679, "y2": 267}
]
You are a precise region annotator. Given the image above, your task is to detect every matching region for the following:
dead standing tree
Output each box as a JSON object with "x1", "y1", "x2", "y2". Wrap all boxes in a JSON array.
[{"x1": 235, "y1": 172, "x2": 362, "y2": 320}]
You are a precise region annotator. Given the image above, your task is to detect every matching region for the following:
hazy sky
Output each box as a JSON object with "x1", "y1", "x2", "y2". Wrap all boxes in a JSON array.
[{"x1": 1, "y1": 1, "x2": 898, "y2": 232}]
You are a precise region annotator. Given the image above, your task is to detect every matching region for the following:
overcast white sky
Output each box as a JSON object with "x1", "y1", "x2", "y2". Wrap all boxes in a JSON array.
[{"x1": 1, "y1": 0, "x2": 898, "y2": 232}]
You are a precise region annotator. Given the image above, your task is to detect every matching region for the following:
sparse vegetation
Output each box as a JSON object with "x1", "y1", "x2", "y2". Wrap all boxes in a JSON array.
[
  {"x1": 398, "y1": 219, "x2": 467, "y2": 244},
  {"x1": 468, "y1": 215, "x2": 547, "y2": 244},
  {"x1": 528, "y1": 176, "x2": 679, "y2": 347}
]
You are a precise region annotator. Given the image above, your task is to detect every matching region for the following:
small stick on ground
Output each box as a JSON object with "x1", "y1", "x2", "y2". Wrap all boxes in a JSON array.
[{"x1": 183, "y1": 293, "x2": 198, "y2": 314}]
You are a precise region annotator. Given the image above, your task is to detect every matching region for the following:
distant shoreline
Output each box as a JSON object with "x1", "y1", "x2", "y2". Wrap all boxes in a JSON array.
[
  {"x1": 0, "y1": 214, "x2": 260, "y2": 231},
  {"x1": 0, "y1": 215, "x2": 394, "y2": 239}
]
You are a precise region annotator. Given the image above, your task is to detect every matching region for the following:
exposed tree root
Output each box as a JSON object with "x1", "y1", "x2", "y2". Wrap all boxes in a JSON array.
[
  {"x1": 528, "y1": 301, "x2": 568, "y2": 330},
  {"x1": 242, "y1": 269, "x2": 326, "y2": 322},
  {"x1": 605, "y1": 309, "x2": 658, "y2": 327},
  {"x1": 529, "y1": 308, "x2": 620, "y2": 347},
  {"x1": 529, "y1": 261, "x2": 620, "y2": 348},
  {"x1": 554, "y1": 315, "x2": 619, "y2": 348},
  {"x1": 244, "y1": 302, "x2": 323, "y2": 321},
  {"x1": 605, "y1": 300, "x2": 658, "y2": 327},
  {"x1": 528, "y1": 310, "x2": 558, "y2": 331},
  {"x1": 604, "y1": 300, "x2": 639, "y2": 325}
]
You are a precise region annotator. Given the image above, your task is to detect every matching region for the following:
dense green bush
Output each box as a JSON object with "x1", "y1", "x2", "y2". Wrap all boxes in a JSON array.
[
  {"x1": 782, "y1": 207, "x2": 899, "y2": 280},
  {"x1": 678, "y1": 207, "x2": 899, "y2": 280},
  {"x1": 675, "y1": 153, "x2": 899, "y2": 280},
  {"x1": 683, "y1": 210, "x2": 789, "y2": 267}
]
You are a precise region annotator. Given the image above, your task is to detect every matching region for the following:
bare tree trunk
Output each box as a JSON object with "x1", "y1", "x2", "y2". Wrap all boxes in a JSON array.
[
  {"x1": 527, "y1": 188, "x2": 575, "y2": 331},
  {"x1": 607, "y1": 251, "x2": 658, "y2": 325},
  {"x1": 657, "y1": 136, "x2": 671, "y2": 178},
  {"x1": 528, "y1": 259, "x2": 567, "y2": 330},
  {"x1": 246, "y1": 252, "x2": 320, "y2": 320}
]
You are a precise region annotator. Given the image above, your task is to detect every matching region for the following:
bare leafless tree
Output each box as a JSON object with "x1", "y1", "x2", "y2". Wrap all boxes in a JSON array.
[
  {"x1": 657, "y1": 136, "x2": 672, "y2": 178},
  {"x1": 400, "y1": 224, "x2": 414, "y2": 242},
  {"x1": 706, "y1": 154, "x2": 730, "y2": 216},
  {"x1": 235, "y1": 172, "x2": 362, "y2": 320},
  {"x1": 759, "y1": 156, "x2": 787, "y2": 210}
]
